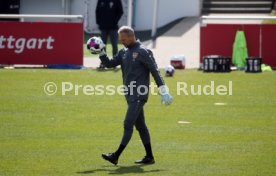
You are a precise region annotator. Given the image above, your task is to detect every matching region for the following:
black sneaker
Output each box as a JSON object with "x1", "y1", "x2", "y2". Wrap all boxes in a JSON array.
[
  {"x1": 102, "y1": 153, "x2": 118, "y2": 165},
  {"x1": 134, "y1": 156, "x2": 155, "y2": 164}
]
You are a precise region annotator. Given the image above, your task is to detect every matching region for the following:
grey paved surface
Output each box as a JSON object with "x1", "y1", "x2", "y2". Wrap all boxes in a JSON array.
[{"x1": 147, "y1": 17, "x2": 200, "y2": 69}]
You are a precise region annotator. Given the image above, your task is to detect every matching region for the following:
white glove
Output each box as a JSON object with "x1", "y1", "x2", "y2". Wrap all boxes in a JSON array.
[{"x1": 159, "y1": 85, "x2": 173, "y2": 105}]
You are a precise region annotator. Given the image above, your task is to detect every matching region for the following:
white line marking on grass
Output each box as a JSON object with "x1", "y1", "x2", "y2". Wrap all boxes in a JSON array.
[
  {"x1": 4, "y1": 66, "x2": 14, "y2": 69},
  {"x1": 214, "y1": 103, "x2": 227, "y2": 106},
  {"x1": 178, "y1": 121, "x2": 192, "y2": 124}
]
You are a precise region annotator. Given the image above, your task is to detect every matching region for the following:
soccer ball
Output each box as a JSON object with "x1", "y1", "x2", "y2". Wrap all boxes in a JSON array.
[
  {"x1": 164, "y1": 65, "x2": 175, "y2": 77},
  {"x1": 86, "y1": 36, "x2": 105, "y2": 54}
]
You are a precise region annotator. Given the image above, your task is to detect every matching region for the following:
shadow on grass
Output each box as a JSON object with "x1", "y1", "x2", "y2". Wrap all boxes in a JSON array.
[{"x1": 76, "y1": 164, "x2": 164, "y2": 175}]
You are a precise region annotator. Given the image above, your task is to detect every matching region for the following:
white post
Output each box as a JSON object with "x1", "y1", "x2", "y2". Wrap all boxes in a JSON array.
[
  {"x1": 151, "y1": 0, "x2": 159, "y2": 38},
  {"x1": 128, "y1": 0, "x2": 133, "y2": 27},
  {"x1": 65, "y1": 0, "x2": 71, "y2": 15},
  {"x1": 62, "y1": 0, "x2": 65, "y2": 9},
  {"x1": 84, "y1": 0, "x2": 89, "y2": 32}
]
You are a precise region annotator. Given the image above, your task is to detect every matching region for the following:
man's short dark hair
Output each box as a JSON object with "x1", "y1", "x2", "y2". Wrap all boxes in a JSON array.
[{"x1": 118, "y1": 26, "x2": 135, "y2": 36}]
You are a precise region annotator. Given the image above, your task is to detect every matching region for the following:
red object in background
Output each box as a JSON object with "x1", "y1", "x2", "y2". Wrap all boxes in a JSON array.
[
  {"x1": 200, "y1": 24, "x2": 276, "y2": 67},
  {"x1": 170, "y1": 55, "x2": 186, "y2": 69},
  {"x1": 262, "y1": 25, "x2": 276, "y2": 67},
  {"x1": 0, "y1": 21, "x2": 83, "y2": 65},
  {"x1": 171, "y1": 60, "x2": 185, "y2": 69}
]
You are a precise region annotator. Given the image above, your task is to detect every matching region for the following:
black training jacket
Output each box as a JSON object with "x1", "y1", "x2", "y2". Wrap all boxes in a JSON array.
[
  {"x1": 100, "y1": 42, "x2": 165, "y2": 102},
  {"x1": 96, "y1": 0, "x2": 123, "y2": 30}
]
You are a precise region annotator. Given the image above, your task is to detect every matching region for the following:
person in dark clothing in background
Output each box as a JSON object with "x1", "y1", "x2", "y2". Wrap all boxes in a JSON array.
[
  {"x1": 0, "y1": 0, "x2": 20, "y2": 21},
  {"x1": 96, "y1": 0, "x2": 123, "y2": 69},
  {"x1": 95, "y1": 26, "x2": 173, "y2": 165}
]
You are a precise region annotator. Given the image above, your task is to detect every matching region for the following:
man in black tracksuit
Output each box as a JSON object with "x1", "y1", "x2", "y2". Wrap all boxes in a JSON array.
[
  {"x1": 96, "y1": 0, "x2": 123, "y2": 69},
  {"x1": 99, "y1": 26, "x2": 173, "y2": 165}
]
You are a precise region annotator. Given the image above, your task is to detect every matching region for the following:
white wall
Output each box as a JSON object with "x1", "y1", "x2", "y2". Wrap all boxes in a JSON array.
[
  {"x1": 134, "y1": 0, "x2": 201, "y2": 31},
  {"x1": 19, "y1": 0, "x2": 201, "y2": 31},
  {"x1": 71, "y1": 0, "x2": 128, "y2": 34},
  {"x1": 70, "y1": 0, "x2": 96, "y2": 33},
  {"x1": 20, "y1": 0, "x2": 64, "y2": 15},
  {"x1": 20, "y1": 0, "x2": 65, "y2": 22},
  {"x1": 19, "y1": 0, "x2": 128, "y2": 32}
]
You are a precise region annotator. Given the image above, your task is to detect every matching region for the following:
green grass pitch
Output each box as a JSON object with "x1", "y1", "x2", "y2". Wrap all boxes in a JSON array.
[{"x1": 0, "y1": 69, "x2": 275, "y2": 176}]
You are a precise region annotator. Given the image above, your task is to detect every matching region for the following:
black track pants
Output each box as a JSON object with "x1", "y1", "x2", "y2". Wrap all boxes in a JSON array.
[{"x1": 120, "y1": 100, "x2": 151, "y2": 146}]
